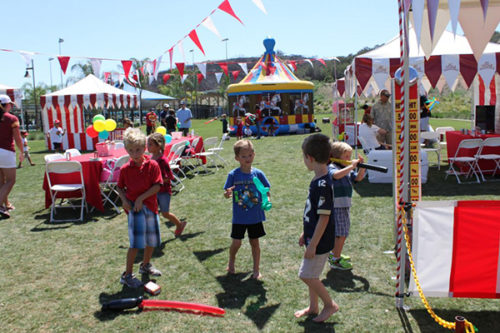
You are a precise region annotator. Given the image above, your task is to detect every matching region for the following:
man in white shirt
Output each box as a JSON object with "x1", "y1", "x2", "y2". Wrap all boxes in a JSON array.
[
  {"x1": 176, "y1": 100, "x2": 193, "y2": 136},
  {"x1": 358, "y1": 114, "x2": 390, "y2": 151},
  {"x1": 47, "y1": 119, "x2": 66, "y2": 152}
]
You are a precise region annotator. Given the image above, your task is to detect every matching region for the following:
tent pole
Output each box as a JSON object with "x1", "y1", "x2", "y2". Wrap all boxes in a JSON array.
[{"x1": 354, "y1": 75, "x2": 358, "y2": 158}]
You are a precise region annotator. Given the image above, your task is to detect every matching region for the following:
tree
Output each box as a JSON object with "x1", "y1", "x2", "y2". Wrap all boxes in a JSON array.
[{"x1": 66, "y1": 61, "x2": 94, "y2": 85}]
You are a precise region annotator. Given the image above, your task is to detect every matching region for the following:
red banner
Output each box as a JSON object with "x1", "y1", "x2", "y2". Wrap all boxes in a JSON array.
[
  {"x1": 189, "y1": 29, "x2": 206, "y2": 56},
  {"x1": 57, "y1": 56, "x2": 70, "y2": 74},
  {"x1": 218, "y1": 0, "x2": 243, "y2": 25},
  {"x1": 175, "y1": 63, "x2": 185, "y2": 77}
]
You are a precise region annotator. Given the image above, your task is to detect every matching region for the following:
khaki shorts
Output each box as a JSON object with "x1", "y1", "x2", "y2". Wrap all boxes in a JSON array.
[{"x1": 298, "y1": 253, "x2": 329, "y2": 279}]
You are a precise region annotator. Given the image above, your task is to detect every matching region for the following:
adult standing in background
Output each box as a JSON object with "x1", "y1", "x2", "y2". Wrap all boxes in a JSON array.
[
  {"x1": 159, "y1": 103, "x2": 169, "y2": 128},
  {"x1": 47, "y1": 119, "x2": 65, "y2": 152},
  {"x1": 0, "y1": 95, "x2": 24, "y2": 218},
  {"x1": 176, "y1": 100, "x2": 192, "y2": 136},
  {"x1": 371, "y1": 89, "x2": 393, "y2": 145}
]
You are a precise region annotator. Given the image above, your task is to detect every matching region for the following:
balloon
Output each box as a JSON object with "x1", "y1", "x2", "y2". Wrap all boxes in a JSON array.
[
  {"x1": 93, "y1": 114, "x2": 105, "y2": 123},
  {"x1": 98, "y1": 130, "x2": 109, "y2": 139},
  {"x1": 156, "y1": 126, "x2": 167, "y2": 135},
  {"x1": 104, "y1": 119, "x2": 117, "y2": 132},
  {"x1": 164, "y1": 134, "x2": 172, "y2": 143},
  {"x1": 86, "y1": 125, "x2": 99, "y2": 138},
  {"x1": 93, "y1": 119, "x2": 106, "y2": 132}
]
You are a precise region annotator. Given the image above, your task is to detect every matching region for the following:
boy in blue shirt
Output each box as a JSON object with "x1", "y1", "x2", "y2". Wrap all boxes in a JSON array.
[
  {"x1": 224, "y1": 139, "x2": 271, "y2": 279},
  {"x1": 295, "y1": 134, "x2": 338, "y2": 323}
]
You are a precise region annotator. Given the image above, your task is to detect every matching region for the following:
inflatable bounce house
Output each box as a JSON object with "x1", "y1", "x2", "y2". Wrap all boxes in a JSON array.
[{"x1": 227, "y1": 37, "x2": 315, "y2": 136}]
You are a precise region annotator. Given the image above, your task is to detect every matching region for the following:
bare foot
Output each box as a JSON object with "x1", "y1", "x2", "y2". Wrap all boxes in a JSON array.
[
  {"x1": 226, "y1": 266, "x2": 235, "y2": 274},
  {"x1": 174, "y1": 221, "x2": 187, "y2": 237},
  {"x1": 294, "y1": 307, "x2": 319, "y2": 318},
  {"x1": 251, "y1": 272, "x2": 262, "y2": 280},
  {"x1": 313, "y1": 301, "x2": 339, "y2": 323}
]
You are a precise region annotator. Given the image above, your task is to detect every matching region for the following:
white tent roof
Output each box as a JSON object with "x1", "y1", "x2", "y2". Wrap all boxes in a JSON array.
[
  {"x1": 360, "y1": 28, "x2": 500, "y2": 59},
  {"x1": 44, "y1": 74, "x2": 136, "y2": 97},
  {"x1": 0, "y1": 83, "x2": 23, "y2": 107}
]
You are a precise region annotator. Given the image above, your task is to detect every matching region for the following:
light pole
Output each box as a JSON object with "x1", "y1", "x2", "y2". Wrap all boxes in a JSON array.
[
  {"x1": 58, "y1": 38, "x2": 64, "y2": 88},
  {"x1": 221, "y1": 38, "x2": 229, "y2": 114},
  {"x1": 48, "y1": 57, "x2": 54, "y2": 88},
  {"x1": 25, "y1": 59, "x2": 39, "y2": 128}
]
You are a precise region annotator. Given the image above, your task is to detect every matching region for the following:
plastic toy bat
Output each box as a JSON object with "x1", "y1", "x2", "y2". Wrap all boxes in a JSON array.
[
  {"x1": 331, "y1": 157, "x2": 388, "y2": 173},
  {"x1": 252, "y1": 177, "x2": 272, "y2": 211}
]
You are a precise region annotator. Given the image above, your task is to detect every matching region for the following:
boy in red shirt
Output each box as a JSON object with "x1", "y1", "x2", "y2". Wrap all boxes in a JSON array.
[{"x1": 116, "y1": 128, "x2": 163, "y2": 288}]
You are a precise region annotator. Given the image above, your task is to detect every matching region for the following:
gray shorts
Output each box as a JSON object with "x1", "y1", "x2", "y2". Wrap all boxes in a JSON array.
[
  {"x1": 298, "y1": 253, "x2": 329, "y2": 279},
  {"x1": 334, "y1": 207, "x2": 350, "y2": 237}
]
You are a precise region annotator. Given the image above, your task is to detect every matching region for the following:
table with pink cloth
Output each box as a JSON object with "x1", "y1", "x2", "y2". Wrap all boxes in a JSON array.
[{"x1": 43, "y1": 136, "x2": 205, "y2": 212}]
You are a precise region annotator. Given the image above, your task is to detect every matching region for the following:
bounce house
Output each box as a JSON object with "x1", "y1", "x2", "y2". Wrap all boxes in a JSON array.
[{"x1": 227, "y1": 37, "x2": 315, "y2": 136}]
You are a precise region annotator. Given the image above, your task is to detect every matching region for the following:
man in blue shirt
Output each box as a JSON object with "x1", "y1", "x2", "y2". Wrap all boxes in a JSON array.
[{"x1": 176, "y1": 100, "x2": 193, "y2": 136}]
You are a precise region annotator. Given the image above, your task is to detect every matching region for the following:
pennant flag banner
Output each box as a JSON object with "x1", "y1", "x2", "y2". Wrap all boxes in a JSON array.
[
  {"x1": 90, "y1": 58, "x2": 102, "y2": 77},
  {"x1": 163, "y1": 74, "x2": 171, "y2": 84},
  {"x1": 168, "y1": 47, "x2": 174, "y2": 69},
  {"x1": 58, "y1": 56, "x2": 71, "y2": 74},
  {"x1": 201, "y1": 16, "x2": 221, "y2": 38},
  {"x1": 409, "y1": 200, "x2": 500, "y2": 299},
  {"x1": 215, "y1": 72, "x2": 223, "y2": 83},
  {"x1": 231, "y1": 70, "x2": 240, "y2": 80},
  {"x1": 178, "y1": 39, "x2": 186, "y2": 62},
  {"x1": 218, "y1": 0, "x2": 244, "y2": 25},
  {"x1": 181, "y1": 74, "x2": 189, "y2": 84},
  {"x1": 252, "y1": 0, "x2": 267, "y2": 14},
  {"x1": 104, "y1": 72, "x2": 111, "y2": 83},
  {"x1": 288, "y1": 60, "x2": 297, "y2": 71},
  {"x1": 238, "y1": 62, "x2": 248, "y2": 75},
  {"x1": 304, "y1": 59, "x2": 313, "y2": 68},
  {"x1": 176, "y1": 62, "x2": 185, "y2": 77},
  {"x1": 153, "y1": 56, "x2": 162, "y2": 80},
  {"x1": 316, "y1": 58, "x2": 327, "y2": 67},
  {"x1": 188, "y1": 29, "x2": 205, "y2": 55},
  {"x1": 196, "y1": 62, "x2": 207, "y2": 78},
  {"x1": 19, "y1": 51, "x2": 34, "y2": 67},
  {"x1": 197, "y1": 73, "x2": 204, "y2": 84},
  {"x1": 121, "y1": 60, "x2": 133, "y2": 79},
  {"x1": 218, "y1": 62, "x2": 228, "y2": 76}
]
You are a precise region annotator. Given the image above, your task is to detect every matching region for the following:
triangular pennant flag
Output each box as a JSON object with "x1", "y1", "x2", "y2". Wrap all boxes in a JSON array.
[
  {"x1": 121, "y1": 60, "x2": 133, "y2": 79},
  {"x1": 197, "y1": 73, "x2": 204, "y2": 84},
  {"x1": 196, "y1": 62, "x2": 207, "y2": 78},
  {"x1": 201, "y1": 16, "x2": 221, "y2": 38},
  {"x1": 19, "y1": 51, "x2": 34, "y2": 67},
  {"x1": 178, "y1": 40, "x2": 186, "y2": 62},
  {"x1": 90, "y1": 58, "x2": 102, "y2": 77},
  {"x1": 238, "y1": 62, "x2": 248, "y2": 75},
  {"x1": 215, "y1": 72, "x2": 223, "y2": 83},
  {"x1": 176, "y1": 62, "x2": 185, "y2": 77},
  {"x1": 188, "y1": 29, "x2": 205, "y2": 55},
  {"x1": 252, "y1": 0, "x2": 267, "y2": 14},
  {"x1": 153, "y1": 56, "x2": 162, "y2": 80},
  {"x1": 231, "y1": 70, "x2": 240, "y2": 80},
  {"x1": 163, "y1": 74, "x2": 171, "y2": 84},
  {"x1": 218, "y1": 0, "x2": 244, "y2": 25},
  {"x1": 133, "y1": 70, "x2": 141, "y2": 87},
  {"x1": 427, "y1": 0, "x2": 439, "y2": 42},
  {"x1": 289, "y1": 60, "x2": 297, "y2": 71},
  {"x1": 412, "y1": 0, "x2": 425, "y2": 47},
  {"x1": 477, "y1": 53, "x2": 496, "y2": 88},
  {"x1": 304, "y1": 59, "x2": 314, "y2": 68},
  {"x1": 58, "y1": 56, "x2": 71, "y2": 74},
  {"x1": 218, "y1": 62, "x2": 228, "y2": 76},
  {"x1": 287, "y1": 64, "x2": 295, "y2": 72},
  {"x1": 448, "y1": 0, "x2": 461, "y2": 37},
  {"x1": 316, "y1": 58, "x2": 326, "y2": 67},
  {"x1": 181, "y1": 74, "x2": 189, "y2": 84},
  {"x1": 104, "y1": 72, "x2": 111, "y2": 83},
  {"x1": 168, "y1": 47, "x2": 174, "y2": 69}
]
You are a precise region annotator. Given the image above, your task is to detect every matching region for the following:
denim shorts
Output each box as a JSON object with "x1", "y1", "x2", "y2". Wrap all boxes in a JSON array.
[
  {"x1": 128, "y1": 206, "x2": 161, "y2": 249},
  {"x1": 157, "y1": 192, "x2": 171, "y2": 213}
]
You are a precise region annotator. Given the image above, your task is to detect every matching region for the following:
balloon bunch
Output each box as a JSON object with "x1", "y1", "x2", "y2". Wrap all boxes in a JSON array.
[
  {"x1": 86, "y1": 114, "x2": 117, "y2": 139},
  {"x1": 154, "y1": 126, "x2": 173, "y2": 143}
]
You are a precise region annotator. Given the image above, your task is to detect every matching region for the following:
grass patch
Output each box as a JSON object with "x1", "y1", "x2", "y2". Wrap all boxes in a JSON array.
[{"x1": 1, "y1": 119, "x2": 499, "y2": 332}]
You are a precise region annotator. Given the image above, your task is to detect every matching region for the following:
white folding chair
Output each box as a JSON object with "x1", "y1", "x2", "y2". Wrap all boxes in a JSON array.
[
  {"x1": 65, "y1": 148, "x2": 81, "y2": 157},
  {"x1": 46, "y1": 161, "x2": 87, "y2": 222},
  {"x1": 180, "y1": 137, "x2": 202, "y2": 173},
  {"x1": 420, "y1": 131, "x2": 441, "y2": 169},
  {"x1": 208, "y1": 134, "x2": 229, "y2": 166},
  {"x1": 44, "y1": 153, "x2": 64, "y2": 163},
  {"x1": 474, "y1": 137, "x2": 500, "y2": 181},
  {"x1": 100, "y1": 155, "x2": 130, "y2": 213},
  {"x1": 169, "y1": 142, "x2": 188, "y2": 180},
  {"x1": 114, "y1": 142, "x2": 125, "y2": 150},
  {"x1": 195, "y1": 137, "x2": 219, "y2": 173},
  {"x1": 435, "y1": 126, "x2": 455, "y2": 150},
  {"x1": 445, "y1": 138, "x2": 482, "y2": 184}
]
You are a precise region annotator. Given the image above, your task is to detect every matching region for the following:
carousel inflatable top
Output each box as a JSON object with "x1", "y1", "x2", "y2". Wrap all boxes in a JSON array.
[{"x1": 227, "y1": 37, "x2": 314, "y2": 95}]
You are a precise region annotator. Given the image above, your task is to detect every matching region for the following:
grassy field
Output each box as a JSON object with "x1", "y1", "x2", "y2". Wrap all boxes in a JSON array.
[{"x1": 0, "y1": 118, "x2": 499, "y2": 332}]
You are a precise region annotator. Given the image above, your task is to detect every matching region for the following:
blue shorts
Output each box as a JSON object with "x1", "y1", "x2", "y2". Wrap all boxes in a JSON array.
[
  {"x1": 334, "y1": 207, "x2": 350, "y2": 237},
  {"x1": 157, "y1": 192, "x2": 171, "y2": 213},
  {"x1": 128, "y1": 206, "x2": 161, "y2": 249}
]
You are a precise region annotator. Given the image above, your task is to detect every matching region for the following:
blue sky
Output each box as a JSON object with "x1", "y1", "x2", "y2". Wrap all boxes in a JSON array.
[{"x1": 0, "y1": 0, "x2": 460, "y2": 89}]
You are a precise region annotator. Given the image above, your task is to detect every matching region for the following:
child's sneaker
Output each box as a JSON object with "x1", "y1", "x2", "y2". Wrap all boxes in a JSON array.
[
  {"x1": 340, "y1": 254, "x2": 351, "y2": 261},
  {"x1": 139, "y1": 262, "x2": 162, "y2": 276},
  {"x1": 329, "y1": 258, "x2": 353, "y2": 270},
  {"x1": 120, "y1": 272, "x2": 143, "y2": 288}
]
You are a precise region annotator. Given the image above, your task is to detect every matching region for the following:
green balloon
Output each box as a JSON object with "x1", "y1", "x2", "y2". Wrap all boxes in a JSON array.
[{"x1": 93, "y1": 114, "x2": 105, "y2": 123}]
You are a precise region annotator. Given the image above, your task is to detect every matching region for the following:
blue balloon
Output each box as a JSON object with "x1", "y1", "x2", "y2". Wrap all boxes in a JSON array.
[
  {"x1": 165, "y1": 134, "x2": 172, "y2": 143},
  {"x1": 98, "y1": 130, "x2": 109, "y2": 139}
]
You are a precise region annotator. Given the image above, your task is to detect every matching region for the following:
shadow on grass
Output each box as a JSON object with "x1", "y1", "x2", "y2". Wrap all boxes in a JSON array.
[
  {"x1": 323, "y1": 270, "x2": 393, "y2": 297},
  {"x1": 397, "y1": 307, "x2": 414, "y2": 333},
  {"x1": 193, "y1": 248, "x2": 227, "y2": 262},
  {"x1": 94, "y1": 288, "x2": 145, "y2": 321},
  {"x1": 409, "y1": 308, "x2": 500, "y2": 333},
  {"x1": 177, "y1": 231, "x2": 204, "y2": 242},
  {"x1": 215, "y1": 272, "x2": 280, "y2": 330},
  {"x1": 298, "y1": 319, "x2": 336, "y2": 333}
]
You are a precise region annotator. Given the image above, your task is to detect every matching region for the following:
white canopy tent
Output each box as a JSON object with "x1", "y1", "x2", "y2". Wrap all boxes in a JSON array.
[{"x1": 0, "y1": 83, "x2": 23, "y2": 108}]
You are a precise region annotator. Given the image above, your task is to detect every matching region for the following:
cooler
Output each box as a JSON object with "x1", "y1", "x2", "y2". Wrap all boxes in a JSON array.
[{"x1": 367, "y1": 150, "x2": 428, "y2": 183}]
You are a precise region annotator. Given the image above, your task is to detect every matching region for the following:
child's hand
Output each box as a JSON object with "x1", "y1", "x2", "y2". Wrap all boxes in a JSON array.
[
  {"x1": 304, "y1": 245, "x2": 316, "y2": 259},
  {"x1": 133, "y1": 200, "x2": 143, "y2": 212},
  {"x1": 122, "y1": 200, "x2": 132, "y2": 212},
  {"x1": 224, "y1": 186, "x2": 235, "y2": 199},
  {"x1": 298, "y1": 233, "x2": 305, "y2": 247}
]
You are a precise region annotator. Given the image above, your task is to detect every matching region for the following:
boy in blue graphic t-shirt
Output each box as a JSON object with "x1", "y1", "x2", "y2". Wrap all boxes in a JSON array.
[{"x1": 224, "y1": 139, "x2": 271, "y2": 279}]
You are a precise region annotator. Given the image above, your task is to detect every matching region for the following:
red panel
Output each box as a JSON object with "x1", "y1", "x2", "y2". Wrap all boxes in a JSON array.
[
  {"x1": 479, "y1": 75, "x2": 485, "y2": 105},
  {"x1": 449, "y1": 201, "x2": 500, "y2": 298},
  {"x1": 354, "y1": 58, "x2": 372, "y2": 90},
  {"x1": 459, "y1": 54, "x2": 478, "y2": 88},
  {"x1": 389, "y1": 58, "x2": 401, "y2": 78},
  {"x1": 424, "y1": 55, "x2": 442, "y2": 88},
  {"x1": 489, "y1": 77, "x2": 496, "y2": 106}
]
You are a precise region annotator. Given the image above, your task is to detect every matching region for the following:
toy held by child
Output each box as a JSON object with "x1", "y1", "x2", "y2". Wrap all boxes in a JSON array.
[
  {"x1": 116, "y1": 128, "x2": 163, "y2": 288},
  {"x1": 223, "y1": 139, "x2": 271, "y2": 280},
  {"x1": 147, "y1": 133, "x2": 187, "y2": 237}
]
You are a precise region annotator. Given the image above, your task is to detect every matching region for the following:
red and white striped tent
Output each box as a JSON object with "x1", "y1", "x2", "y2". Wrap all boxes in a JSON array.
[
  {"x1": 0, "y1": 83, "x2": 23, "y2": 108},
  {"x1": 40, "y1": 74, "x2": 137, "y2": 151}
]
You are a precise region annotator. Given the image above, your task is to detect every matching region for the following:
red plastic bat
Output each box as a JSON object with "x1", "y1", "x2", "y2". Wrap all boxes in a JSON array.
[{"x1": 203, "y1": 118, "x2": 218, "y2": 124}]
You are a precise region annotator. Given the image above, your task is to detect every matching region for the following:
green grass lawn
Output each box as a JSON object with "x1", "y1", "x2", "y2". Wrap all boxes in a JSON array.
[{"x1": 0, "y1": 118, "x2": 499, "y2": 332}]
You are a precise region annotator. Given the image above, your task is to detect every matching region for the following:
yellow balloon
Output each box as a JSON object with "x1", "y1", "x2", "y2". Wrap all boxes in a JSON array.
[
  {"x1": 104, "y1": 119, "x2": 117, "y2": 132},
  {"x1": 93, "y1": 119, "x2": 106, "y2": 132},
  {"x1": 156, "y1": 126, "x2": 167, "y2": 135}
]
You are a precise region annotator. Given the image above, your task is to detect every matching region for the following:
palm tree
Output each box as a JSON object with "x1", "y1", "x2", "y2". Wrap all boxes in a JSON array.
[{"x1": 66, "y1": 61, "x2": 94, "y2": 85}]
